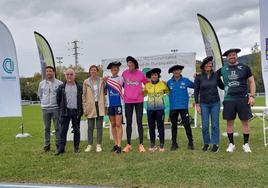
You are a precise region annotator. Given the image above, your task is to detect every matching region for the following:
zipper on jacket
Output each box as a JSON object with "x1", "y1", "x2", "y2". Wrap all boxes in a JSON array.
[
  {"x1": 47, "y1": 81, "x2": 51, "y2": 105},
  {"x1": 153, "y1": 84, "x2": 156, "y2": 109}
]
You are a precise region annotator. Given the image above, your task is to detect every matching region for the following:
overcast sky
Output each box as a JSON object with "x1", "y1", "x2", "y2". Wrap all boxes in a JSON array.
[{"x1": 0, "y1": 0, "x2": 260, "y2": 76}]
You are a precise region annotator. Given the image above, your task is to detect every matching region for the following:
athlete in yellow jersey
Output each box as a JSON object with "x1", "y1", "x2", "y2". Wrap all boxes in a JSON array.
[{"x1": 144, "y1": 68, "x2": 169, "y2": 152}]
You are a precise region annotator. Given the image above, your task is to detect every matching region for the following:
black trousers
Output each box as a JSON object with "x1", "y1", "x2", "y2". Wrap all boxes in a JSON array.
[
  {"x1": 147, "y1": 110, "x2": 165, "y2": 147},
  {"x1": 59, "y1": 109, "x2": 81, "y2": 152},
  {"x1": 125, "y1": 103, "x2": 144, "y2": 144},
  {"x1": 170, "y1": 109, "x2": 193, "y2": 144}
]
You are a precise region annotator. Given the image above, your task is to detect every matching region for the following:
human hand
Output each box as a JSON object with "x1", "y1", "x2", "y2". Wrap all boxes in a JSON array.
[
  {"x1": 103, "y1": 76, "x2": 108, "y2": 82},
  {"x1": 193, "y1": 72, "x2": 200, "y2": 78},
  {"x1": 248, "y1": 96, "x2": 255, "y2": 106},
  {"x1": 195, "y1": 104, "x2": 201, "y2": 113}
]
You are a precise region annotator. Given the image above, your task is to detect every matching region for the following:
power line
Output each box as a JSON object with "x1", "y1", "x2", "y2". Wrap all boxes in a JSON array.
[
  {"x1": 68, "y1": 40, "x2": 82, "y2": 68},
  {"x1": 56, "y1": 56, "x2": 63, "y2": 80}
]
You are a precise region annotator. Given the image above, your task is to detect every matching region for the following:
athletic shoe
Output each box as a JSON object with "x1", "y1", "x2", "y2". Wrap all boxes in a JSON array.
[
  {"x1": 84, "y1": 145, "x2": 92, "y2": 152},
  {"x1": 138, "y1": 144, "x2": 146, "y2": 152},
  {"x1": 54, "y1": 150, "x2": 64, "y2": 156},
  {"x1": 74, "y1": 148, "x2": 80, "y2": 153},
  {"x1": 43, "y1": 144, "x2": 50, "y2": 152},
  {"x1": 111, "y1": 145, "x2": 118, "y2": 152},
  {"x1": 170, "y1": 143, "x2": 178, "y2": 151},
  {"x1": 202, "y1": 144, "x2": 209, "y2": 152},
  {"x1": 148, "y1": 146, "x2": 158, "y2": 152},
  {"x1": 242, "y1": 143, "x2": 252, "y2": 153},
  {"x1": 226, "y1": 143, "x2": 235, "y2": 152},
  {"x1": 211, "y1": 145, "x2": 219, "y2": 153},
  {"x1": 123, "y1": 144, "x2": 132, "y2": 153},
  {"x1": 188, "y1": 142, "x2": 194, "y2": 150},
  {"x1": 115, "y1": 147, "x2": 122, "y2": 154},
  {"x1": 159, "y1": 147, "x2": 165, "y2": 152},
  {"x1": 96, "y1": 144, "x2": 102, "y2": 152}
]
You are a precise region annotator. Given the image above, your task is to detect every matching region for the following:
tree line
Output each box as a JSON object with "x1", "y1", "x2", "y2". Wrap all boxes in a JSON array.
[
  {"x1": 21, "y1": 45, "x2": 265, "y2": 101},
  {"x1": 20, "y1": 64, "x2": 103, "y2": 101}
]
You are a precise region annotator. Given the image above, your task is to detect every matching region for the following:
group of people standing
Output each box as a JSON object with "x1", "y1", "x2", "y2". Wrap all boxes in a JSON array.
[{"x1": 38, "y1": 47, "x2": 256, "y2": 155}]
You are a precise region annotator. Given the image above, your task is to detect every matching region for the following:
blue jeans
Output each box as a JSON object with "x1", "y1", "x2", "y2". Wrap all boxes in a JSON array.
[{"x1": 200, "y1": 101, "x2": 220, "y2": 145}]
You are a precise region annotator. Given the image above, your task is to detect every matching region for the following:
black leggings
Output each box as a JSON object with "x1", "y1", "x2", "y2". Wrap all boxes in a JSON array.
[
  {"x1": 170, "y1": 109, "x2": 193, "y2": 144},
  {"x1": 125, "y1": 103, "x2": 144, "y2": 144}
]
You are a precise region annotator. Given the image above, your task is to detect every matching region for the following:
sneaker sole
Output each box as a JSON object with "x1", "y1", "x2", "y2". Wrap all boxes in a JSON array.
[
  {"x1": 123, "y1": 149, "x2": 131, "y2": 153},
  {"x1": 243, "y1": 149, "x2": 252, "y2": 153},
  {"x1": 212, "y1": 149, "x2": 219, "y2": 153}
]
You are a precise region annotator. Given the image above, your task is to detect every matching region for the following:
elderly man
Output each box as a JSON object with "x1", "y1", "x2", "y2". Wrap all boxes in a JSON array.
[
  {"x1": 218, "y1": 48, "x2": 256, "y2": 153},
  {"x1": 38, "y1": 66, "x2": 62, "y2": 152},
  {"x1": 55, "y1": 68, "x2": 83, "y2": 155}
]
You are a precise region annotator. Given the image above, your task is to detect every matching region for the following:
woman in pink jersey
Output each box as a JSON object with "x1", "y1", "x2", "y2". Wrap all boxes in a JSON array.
[{"x1": 122, "y1": 56, "x2": 148, "y2": 153}]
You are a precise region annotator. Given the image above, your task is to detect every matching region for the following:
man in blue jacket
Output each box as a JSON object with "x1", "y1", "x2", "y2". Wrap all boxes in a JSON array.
[{"x1": 167, "y1": 65, "x2": 194, "y2": 151}]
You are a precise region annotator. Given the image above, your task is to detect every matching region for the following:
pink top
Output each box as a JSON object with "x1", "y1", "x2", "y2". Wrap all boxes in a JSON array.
[{"x1": 122, "y1": 69, "x2": 148, "y2": 103}]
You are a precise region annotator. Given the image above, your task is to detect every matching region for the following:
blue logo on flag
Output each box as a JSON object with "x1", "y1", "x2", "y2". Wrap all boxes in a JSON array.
[{"x1": 3, "y1": 58, "x2": 14, "y2": 74}]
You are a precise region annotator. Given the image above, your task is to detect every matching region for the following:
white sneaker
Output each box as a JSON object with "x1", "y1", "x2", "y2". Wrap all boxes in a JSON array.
[
  {"x1": 84, "y1": 145, "x2": 92, "y2": 152},
  {"x1": 96, "y1": 144, "x2": 102, "y2": 152},
  {"x1": 226, "y1": 143, "x2": 236, "y2": 152},
  {"x1": 242, "y1": 143, "x2": 252, "y2": 153},
  {"x1": 148, "y1": 146, "x2": 158, "y2": 152}
]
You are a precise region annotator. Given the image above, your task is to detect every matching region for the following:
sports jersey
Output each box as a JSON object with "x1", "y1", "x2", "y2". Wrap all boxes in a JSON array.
[
  {"x1": 218, "y1": 63, "x2": 252, "y2": 101},
  {"x1": 106, "y1": 76, "x2": 124, "y2": 107},
  {"x1": 144, "y1": 80, "x2": 169, "y2": 110},
  {"x1": 122, "y1": 69, "x2": 148, "y2": 104}
]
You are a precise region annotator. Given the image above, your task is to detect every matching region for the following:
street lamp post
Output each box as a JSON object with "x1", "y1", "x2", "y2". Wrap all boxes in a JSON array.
[
  {"x1": 56, "y1": 56, "x2": 63, "y2": 80},
  {"x1": 171, "y1": 49, "x2": 178, "y2": 53}
]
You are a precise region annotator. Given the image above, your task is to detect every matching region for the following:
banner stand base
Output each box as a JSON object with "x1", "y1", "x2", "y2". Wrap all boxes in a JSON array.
[{"x1": 16, "y1": 133, "x2": 31, "y2": 138}]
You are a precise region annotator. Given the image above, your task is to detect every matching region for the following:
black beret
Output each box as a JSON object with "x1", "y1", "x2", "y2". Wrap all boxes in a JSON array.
[
  {"x1": 107, "y1": 61, "x2": 121, "y2": 69},
  {"x1": 200, "y1": 56, "x2": 213, "y2": 69},
  {"x1": 168, "y1": 65, "x2": 184, "y2": 73},
  {"x1": 146, "y1": 68, "x2": 161, "y2": 78},
  {"x1": 126, "y1": 56, "x2": 139, "y2": 69},
  {"x1": 223, "y1": 48, "x2": 241, "y2": 56}
]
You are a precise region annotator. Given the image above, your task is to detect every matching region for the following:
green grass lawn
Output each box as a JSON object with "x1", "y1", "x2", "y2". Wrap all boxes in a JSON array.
[{"x1": 0, "y1": 97, "x2": 267, "y2": 187}]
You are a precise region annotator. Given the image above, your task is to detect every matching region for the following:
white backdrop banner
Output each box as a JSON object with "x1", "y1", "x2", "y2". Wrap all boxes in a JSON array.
[
  {"x1": 0, "y1": 21, "x2": 22, "y2": 117},
  {"x1": 102, "y1": 53, "x2": 197, "y2": 137},
  {"x1": 260, "y1": 0, "x2": 268, "y2": 106},
  {"x1": 102, "y1": 52, "x2": 196, "y2": 92}
]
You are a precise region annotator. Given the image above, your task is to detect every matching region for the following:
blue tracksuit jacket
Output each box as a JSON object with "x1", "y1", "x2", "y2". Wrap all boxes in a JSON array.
[{"x1": 167, "y1": 76, "x2": 194, "y2": 110}]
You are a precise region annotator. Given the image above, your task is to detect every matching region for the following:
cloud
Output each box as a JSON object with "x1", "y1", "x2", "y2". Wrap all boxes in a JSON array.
[{"x1": 0, "y1": 0, "x2": 260, "y2": 76}]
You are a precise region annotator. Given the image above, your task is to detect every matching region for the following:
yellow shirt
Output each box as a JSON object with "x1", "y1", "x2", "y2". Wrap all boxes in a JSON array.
[{"x1": 144, "y1": 80, "x2": 169, "y2": 110}]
